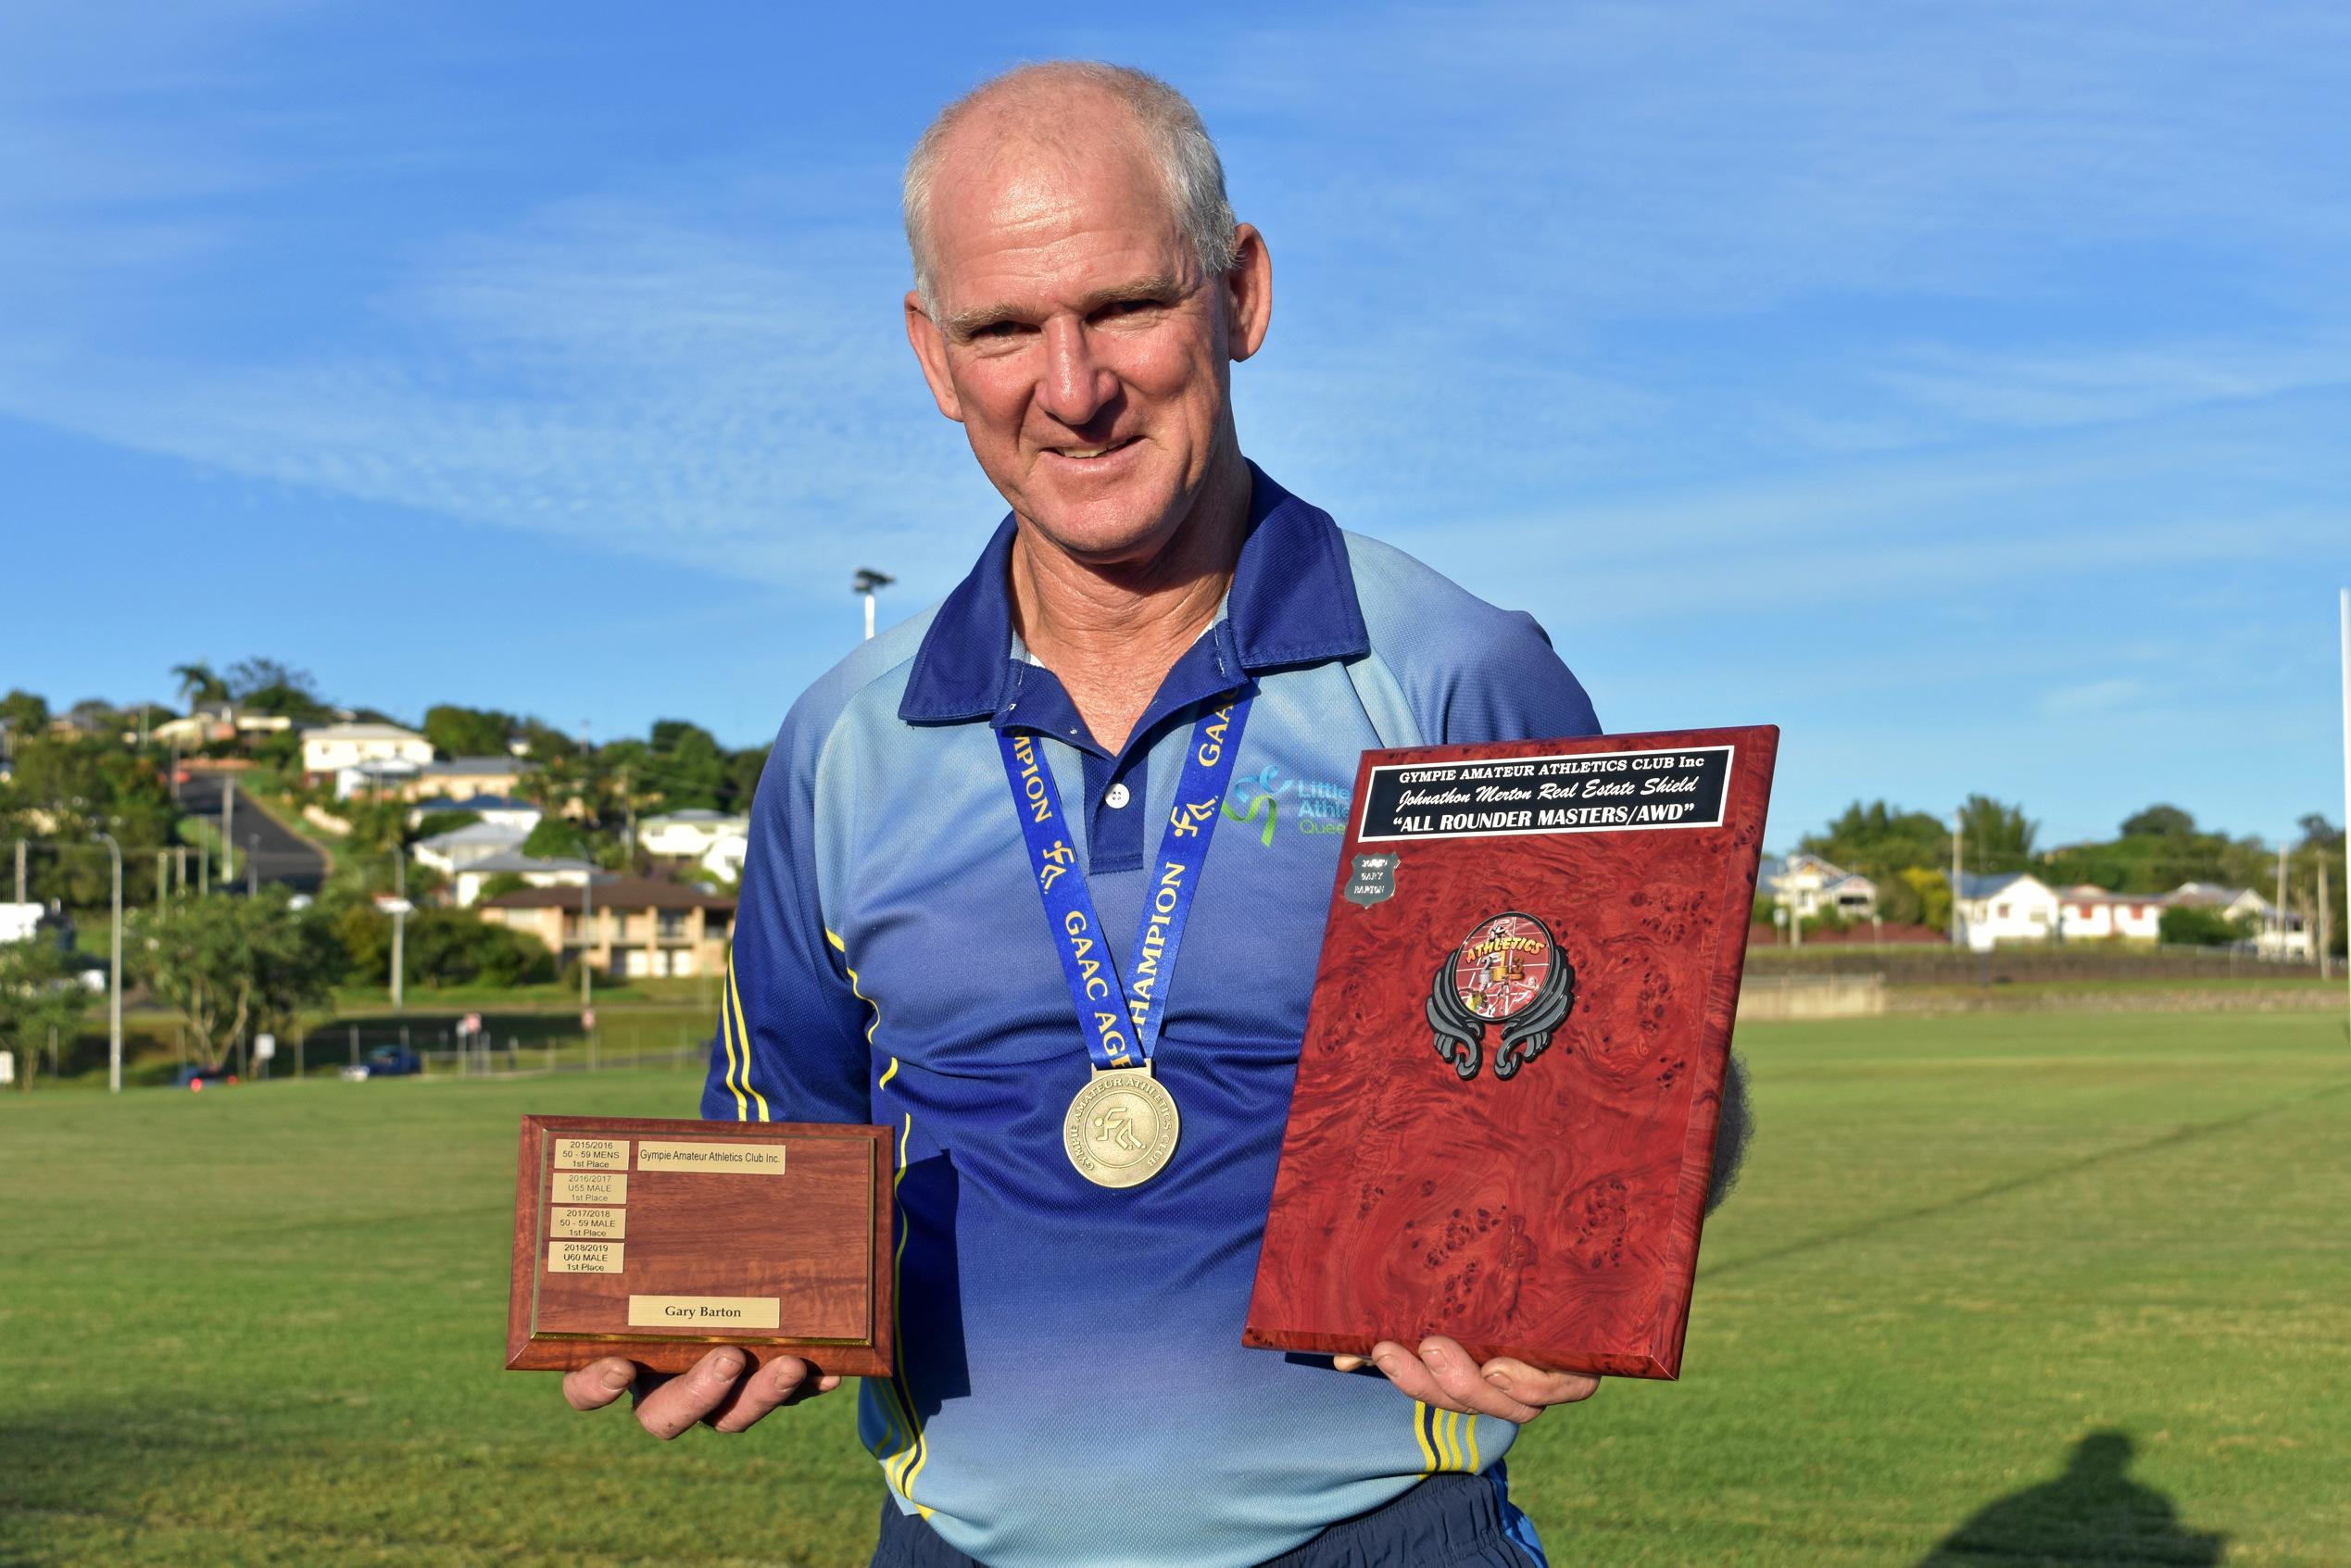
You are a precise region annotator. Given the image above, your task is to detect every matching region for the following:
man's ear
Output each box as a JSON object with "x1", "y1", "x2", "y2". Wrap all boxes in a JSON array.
[
  {"x1": 1224, "y1": 223, "x2": 1273, "y2": 364},
  {"x1": 905, "y1": 292, "x2": 964, "y2": 423}
]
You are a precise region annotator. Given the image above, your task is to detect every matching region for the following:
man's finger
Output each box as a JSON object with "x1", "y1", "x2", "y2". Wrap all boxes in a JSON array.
[
  {"x1": 562, "y1": 1357, "x2": 639, "y2": 1411},
  {"x1": 634, "y1": 1348, "x2": 747, "y2": 1440},
  {"x1": 1479, "y1": 1356, "x2": 1601, "y2": 1408},
  {"x1": 1414, "y1": 1336, "x2": 1541, "y2": 1423},
  {"x1": 707, "y1": 1355, "x2": 824, "y2": 1433},
  {"x1": 1365, "y1": 1340, "x2": 1446, "y2": 1406}
]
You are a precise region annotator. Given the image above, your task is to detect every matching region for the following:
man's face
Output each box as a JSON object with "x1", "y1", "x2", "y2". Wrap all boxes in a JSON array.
[{"x1": 905, "y1": 126, "x2": 1265, "y2": 564}]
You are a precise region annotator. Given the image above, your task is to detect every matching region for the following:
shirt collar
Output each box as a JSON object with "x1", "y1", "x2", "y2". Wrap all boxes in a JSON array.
[{"x1": 898, "y1": 460, "x2": 1369, "y2": 725}]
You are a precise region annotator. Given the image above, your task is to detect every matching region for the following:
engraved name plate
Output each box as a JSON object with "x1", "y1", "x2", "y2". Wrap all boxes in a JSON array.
[{"x1": 507, "y1": 1115, "x2": 893, "y2": 1378}]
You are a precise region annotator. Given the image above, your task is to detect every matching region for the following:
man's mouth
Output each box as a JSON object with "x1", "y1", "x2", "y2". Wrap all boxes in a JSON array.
[{"x1": 1050, "y1": 437, "x2": 1138, "y2": 462}]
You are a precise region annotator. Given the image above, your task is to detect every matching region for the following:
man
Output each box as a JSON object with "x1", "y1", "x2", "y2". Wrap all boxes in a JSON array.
[{"x1": 566, "y1": 61, "x2": 1741, "y2": 1566}]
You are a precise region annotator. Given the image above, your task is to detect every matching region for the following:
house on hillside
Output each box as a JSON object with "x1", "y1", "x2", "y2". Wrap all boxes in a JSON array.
[
  {"x1": 478, "y1": 876, "x2": 735, "y2": 979},
  {"x1": 638, "y1": 809, "x2": 749, "y2": 861},
  {"x1": 448, "y1": 851, "x2": 597, "y2": 909},
  {"x1": 698, "y1": 824, "x2": 749, "y2": 885},
  {"x1": 404, "y1": 756, "x2": 531, "y2": 804},
  {"x1": 407, "y1": 795, "x2": 543, "y2": 834},
  {"x1": 1953, "y1": 871, "x2": 2060, "y2": 950},
  {"x1": 1757, "y1": 851, "x2": 1879, "y2": 920},
  {"x1": 2056, "y1": 885, "x2": 2166, "y2": 941},
  {"x1": 2169, "y1": 882, "x2": 2310, "y2": 959},
  {"x1": 151, "y1": 703, "x2": 295, "y2": 749},
  {"x1": 333, "y1": 759, "x2": 422, "y2": 800},
  {"x1": 304, "y1": 722, "x2": 433, "y2": 783},
  {"x1": 412, "y1": 822, "x2": 533, "y2": 877}
]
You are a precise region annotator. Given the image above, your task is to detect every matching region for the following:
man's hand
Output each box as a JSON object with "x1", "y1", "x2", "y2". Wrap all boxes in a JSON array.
[
  {"x1": 560, "y1": 1348, "x2": 840, "y2": 1439},
  {"x1": 1332, "y1": 1336, "x2": 1598, "y2": 1424}
]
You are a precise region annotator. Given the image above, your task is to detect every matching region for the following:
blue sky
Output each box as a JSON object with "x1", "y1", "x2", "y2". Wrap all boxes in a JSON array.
[{"x1": 3, "y1": 1, "x2": 2345, "y2": 849}]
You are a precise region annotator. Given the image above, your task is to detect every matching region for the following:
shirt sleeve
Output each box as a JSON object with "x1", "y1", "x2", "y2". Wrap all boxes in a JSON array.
[
  {"x1": 699, "y1": 707, "x2": 871, "y2": 1125},
  {"x1": 1431, "y1": 608, "x2": 1603, "y2": 746}
]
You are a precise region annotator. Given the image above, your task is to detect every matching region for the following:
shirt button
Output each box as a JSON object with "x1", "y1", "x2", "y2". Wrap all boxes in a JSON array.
[{"x1": 1104, "y1": 783, "x2": 1131, "y2": 809}]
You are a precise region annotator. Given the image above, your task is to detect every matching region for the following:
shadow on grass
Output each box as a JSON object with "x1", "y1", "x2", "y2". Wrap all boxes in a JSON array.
[{"x1": 1919, "y1": 1431, "x2": 2224, "y2": 1566}]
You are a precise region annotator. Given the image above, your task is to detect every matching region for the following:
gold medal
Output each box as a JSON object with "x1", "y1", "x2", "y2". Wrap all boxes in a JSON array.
[{"x1": 1063, "y1": 1064, "x2": 1180, "y2": 1188}]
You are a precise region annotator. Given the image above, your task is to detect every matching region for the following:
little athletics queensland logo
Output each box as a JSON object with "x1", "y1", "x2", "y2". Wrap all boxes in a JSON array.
[{"x1": 1427, "y1": 912, "x2": 1578, "y2": 1081}]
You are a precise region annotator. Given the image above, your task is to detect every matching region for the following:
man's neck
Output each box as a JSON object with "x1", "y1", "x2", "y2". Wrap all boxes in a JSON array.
[{"x1": 1010, "y1": 458, "x2": 1250, "y2": 754}]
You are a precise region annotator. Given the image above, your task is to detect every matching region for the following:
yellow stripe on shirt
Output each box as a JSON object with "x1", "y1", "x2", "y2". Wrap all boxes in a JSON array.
[
  {"x1": 725, "y1": 955, "x2": 769, "y2": 1122},
  {"x1": 717, "y1": 947, "x2": 748, "y2": 1121},
  {"x1": 1412, "y1": 1399, "x2": 1440, "y2": 1474}
]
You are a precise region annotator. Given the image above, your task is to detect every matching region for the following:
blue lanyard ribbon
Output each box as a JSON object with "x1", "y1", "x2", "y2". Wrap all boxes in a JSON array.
[{"x1": 999, "y1": 695, "x2": 1252, "y2": 1072}]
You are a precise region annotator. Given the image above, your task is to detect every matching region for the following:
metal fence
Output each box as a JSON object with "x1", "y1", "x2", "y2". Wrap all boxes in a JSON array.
[{"x1": 260, "y1": 1022, "x2": 710, "y2": 1080}]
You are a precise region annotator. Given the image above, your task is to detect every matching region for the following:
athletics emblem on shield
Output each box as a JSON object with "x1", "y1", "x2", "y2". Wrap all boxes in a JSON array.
[{"x1": 1427, "y1": 911, "x2": 1576, "y2": 1081}]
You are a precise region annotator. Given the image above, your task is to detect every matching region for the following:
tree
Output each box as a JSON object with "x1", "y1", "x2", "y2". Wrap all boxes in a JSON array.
[
  {"x1": 523, "y1": 817, "x2": 593, "y2": 861},
  {"x1": 726, "y1": 746, "x2": 768, "y2": 810},
  {"x1": 128, "y1": 890, "x2": 338, "y2": 1073},
  {"x1": 0, "y1": 734, "x2": 180, "y2": 904},
  {"x1": 1801, "y1": 800, "x2": 1951, "y2": 876},
  {"x1": 2297, "y1": 814, "x2": 2343, "y2": 850},
  {"x1": 423, "y1": 704, "x2": 517, "y2": 759},
  {"x1": 1899, "y1": 867, "x2": 1953, "y2": 934},
  {"x1": 2119, "y1": 804, "x2": 2196, "y2": 838},
  {"x1": 2158, "y1": 905, "x2": 2245, "y2": 947},
  {"x1": 170, "y1": 662, "x2": 229, "y2": 708},
  {"x1": 1958, "y1": 795, "x2": 2037, "y2": 872},
  {"x1": 225, "y1": 658, "x2": 332, "y2": 722},
  {"x1": 0, "y1": 937, "x2": 92, "y2": 1089},
  {"x1": 644, "y1": 721, "x2": 728, "y2": 811},
  {"x1": 515, "y1": 718, "x2": 579, "y2": 763},
  {"x1": 400, "y1": 909, "x2": 557, "y2": 987},
  {"x1": 2, "y1": 689, "x2": 53, "y2": 734}
]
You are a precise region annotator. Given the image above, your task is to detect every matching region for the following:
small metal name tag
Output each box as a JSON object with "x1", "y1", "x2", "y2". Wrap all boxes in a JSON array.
[
  {"x1": 636, "y1": 1140, "x2": 786, "y2": 1173},
  {"x1": 627, "y1": 1296, "x2": 782, "y2": 1330}
]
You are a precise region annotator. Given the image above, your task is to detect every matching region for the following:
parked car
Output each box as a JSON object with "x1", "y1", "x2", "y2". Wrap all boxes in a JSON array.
[
  {"x1": 340, "y1": 1045, "x2": 421, "y2": 1082},
  {"x1": 175, "y1": 1063, "x2": 235, "y2": 1089}
]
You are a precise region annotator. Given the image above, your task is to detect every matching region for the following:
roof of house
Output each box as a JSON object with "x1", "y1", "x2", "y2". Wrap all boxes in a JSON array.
[
  {"x1": 642, "y1": 809, "x2": 743, "y2": 827},
  {"x1": 461, "y1": 852, "x2": 599, "y2": 877},
  {"x1": 304, "y1": 721, "x2": 428, "y2": 742},
  {"x1": 415, "y1": 794, "x2": 538, "y2": 814},
  {"x1": 419, "y1": 756, "x2": 526, "y2": 775},
  {"x1": 1955, "y1": 870, "x2": 2043, "y2": 899},
  {"x1": 2170, "y1": 882, "x2": 2268, "y2": 910},
  {"x1": 2062, "y1": 884, "x2": 2162, "y2": 905},
  {"x1": 418, "y1": 822, "x2": 532, "y2": 851},
  {"x1": 480, "y1": 875, "x2": 735, "y2": 911}
]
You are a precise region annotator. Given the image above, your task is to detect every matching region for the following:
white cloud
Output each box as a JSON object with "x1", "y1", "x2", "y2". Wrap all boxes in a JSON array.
[{"x1": 2039, "y1": 678, "x2": 2145, "y2": 717}]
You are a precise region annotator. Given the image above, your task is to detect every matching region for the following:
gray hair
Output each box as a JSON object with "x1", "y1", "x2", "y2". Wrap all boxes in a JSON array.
[{"x1": 902, "y1": 61, "x2": 1238, "y2": 321}]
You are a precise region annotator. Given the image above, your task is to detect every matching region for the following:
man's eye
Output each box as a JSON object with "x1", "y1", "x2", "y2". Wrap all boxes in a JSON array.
[
  {"x1": 974, "y1": 321, "x2": 1024, "y2": 339},
  {"x1": 1100, "y1": 299, "x2": 1163, "y2": 320}
]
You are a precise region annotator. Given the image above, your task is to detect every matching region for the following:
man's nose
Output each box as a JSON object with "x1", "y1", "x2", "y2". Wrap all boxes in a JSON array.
[{"x1": 1035, "y1": 317, "x2": 1114, "y2": 428}]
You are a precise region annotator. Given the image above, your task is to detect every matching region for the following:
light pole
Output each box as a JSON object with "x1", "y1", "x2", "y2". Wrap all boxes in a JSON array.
[
  {"x1": 247, "y1": 834, "x2": 259, "y2": 897},
  {"x1": 1949, "y1": 811, "x2": 1965, "y2": 949},
  {"x1": 854, "y1": 568, "x2": 895, "y2": 642},
  {"x1": 95, "y1": 833, "x2": 122, "y2": 1095},
  {"x1": 391, "y1": 847, "x2": 407, "y2": 1013},
  {"x1": 221, "y1": 777, "x2": 236, "y2": 888}
]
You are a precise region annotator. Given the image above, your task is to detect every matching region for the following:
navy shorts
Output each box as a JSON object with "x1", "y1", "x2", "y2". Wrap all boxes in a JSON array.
[{"x1": 870, "y1": 1466, "x2": 1549, "y2": 1568}]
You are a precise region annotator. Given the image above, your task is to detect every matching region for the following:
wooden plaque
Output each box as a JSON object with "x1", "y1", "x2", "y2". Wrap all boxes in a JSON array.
[
  {"x1": 1243, "y1": 725, "x2": 1777, "y2": 1380},
  {"x1": 506, "y1": 1115, "x2": 893, "y2": 1378}
]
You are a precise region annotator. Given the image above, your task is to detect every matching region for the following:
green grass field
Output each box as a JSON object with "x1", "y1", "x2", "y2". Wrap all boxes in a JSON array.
[{"x1": 4, "y1": 1012, "x2": 2346, "y2": 1566}]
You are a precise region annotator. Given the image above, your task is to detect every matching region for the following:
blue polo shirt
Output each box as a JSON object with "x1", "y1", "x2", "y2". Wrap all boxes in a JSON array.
[{"x1": 706, "y1": 464, "x2": 1599, "y2": 1568}]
